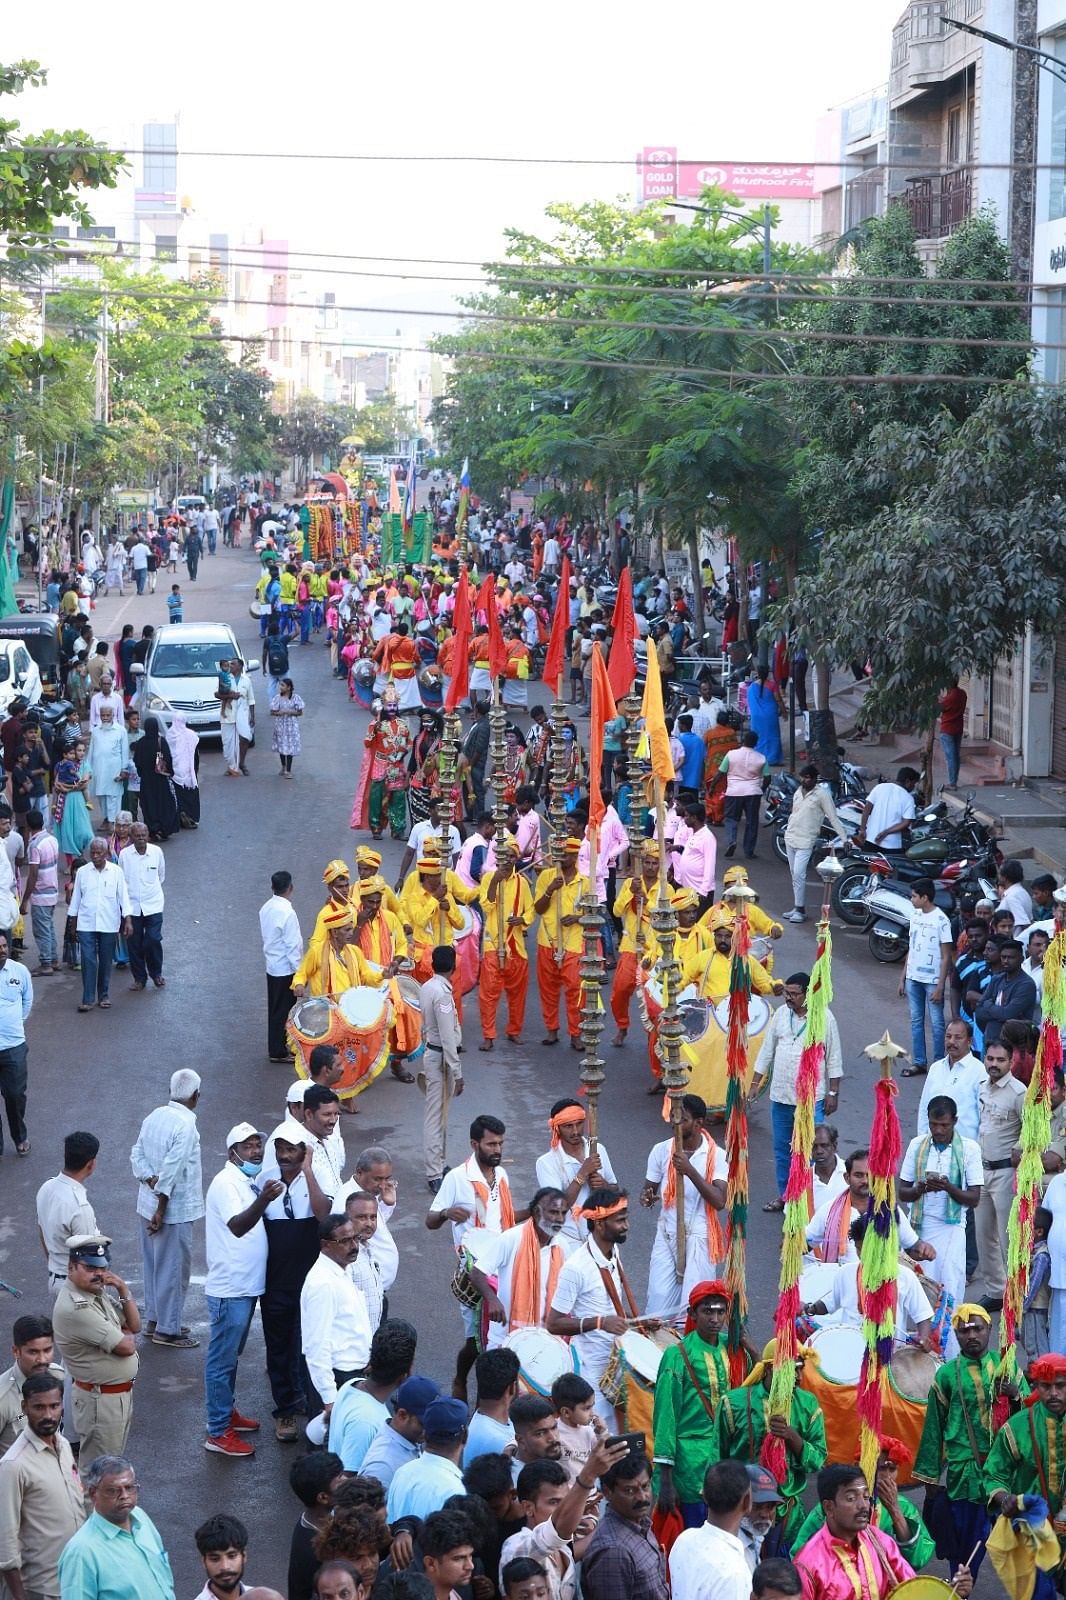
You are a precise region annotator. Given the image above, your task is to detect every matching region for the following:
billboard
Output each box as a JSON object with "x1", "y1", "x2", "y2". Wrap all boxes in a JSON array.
[{"x1": 638, "y1": 147, "x2": 815, "y2": 203}]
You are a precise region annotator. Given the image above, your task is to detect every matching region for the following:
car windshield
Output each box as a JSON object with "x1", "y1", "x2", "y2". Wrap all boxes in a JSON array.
[
  {"x1": 149, "y1": 642, "x2": 234, "y2": 679},
  {"x1": 0, "y1": 656, "x2": 10, "y2": 684}
]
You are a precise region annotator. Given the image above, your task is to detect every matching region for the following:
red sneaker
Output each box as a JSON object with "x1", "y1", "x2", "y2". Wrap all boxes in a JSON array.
[
  {"x1": 230, "y1": 1409, "x2": 260, "y2": 1433},
  {"x1": 204, "y1": 1428, "x2": 254, "y2": 1457}
]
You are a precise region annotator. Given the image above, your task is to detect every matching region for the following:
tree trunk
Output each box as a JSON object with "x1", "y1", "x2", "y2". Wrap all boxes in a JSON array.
[
  {"x1": 921, "y1": 721, "x2": 937, "y2": 806},
  {"x1": 808, "y1": 653, "x2": 840, "y2": 782},
  {"x1": 687, "y1": 524, "x2": 705, "y2": 642}
]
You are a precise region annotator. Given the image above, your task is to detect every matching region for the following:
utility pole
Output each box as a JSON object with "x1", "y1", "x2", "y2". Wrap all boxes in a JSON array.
[{"x1": 91, "y1": 292, "x2": 109, "y2": 536}]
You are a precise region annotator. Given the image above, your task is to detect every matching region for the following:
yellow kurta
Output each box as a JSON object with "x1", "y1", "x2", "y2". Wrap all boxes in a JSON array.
[
  {"x1": 293, "y1": 941, "x2": 385, "y2": 998},
  {"x1": 358, "y1": 879, "x2": 402, "y2": 919},
  {"x1": 646, "y1": 922, "x2": 716, "y2": 969},
  {"x1": 534, "y1": 869, "x2": 588, "y2": 955},
  {"x1": 709, "y1": 899, "x2": 782, "y2": 938},
  {"x1": 479, "y1": 872, "x2": 535, "y2": 960},
  {"x1": 613, "y1": 877, "x2": 658, "y2": 955},
  {"x1": 356, "y1": 908, "x2": 409, "y2": 967},
  {"x1": 400, "y1": 872, "x2": 475, "y2": 951},
  {"x1": 680, "y1": 948, "x2": 775, "y2": 1000}
]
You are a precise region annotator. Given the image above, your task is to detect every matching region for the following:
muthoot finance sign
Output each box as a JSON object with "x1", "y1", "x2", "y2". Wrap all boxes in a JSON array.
[{"x1": 638, "y1": 148, "x2": 815, "y2": 202}]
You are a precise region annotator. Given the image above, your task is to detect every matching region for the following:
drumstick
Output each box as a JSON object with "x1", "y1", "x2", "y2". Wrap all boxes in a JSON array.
[{"x1": 949, "y1": 1542, "x2": 983, "y2": 1588}]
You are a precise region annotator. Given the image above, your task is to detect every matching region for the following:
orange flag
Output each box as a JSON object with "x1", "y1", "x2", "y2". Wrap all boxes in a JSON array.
[
  {"x1": 641, "y1": 632, "x2": 676, "y2": 784},
  {"x1": 588, "y1": 643, "x2": 617, "y2": 828},
  {"x1": 541, "y1": 554, "x2": 572, "y2": 692},
  {"x1": 485, "y1": 582, "x2": 509, "y2": 681},
  {"x1": 445, "y1": 572, "x2": 473, "y2": 713},
  {"x1": 607, "y1": 567, "x2": 637, "y2": 701}
]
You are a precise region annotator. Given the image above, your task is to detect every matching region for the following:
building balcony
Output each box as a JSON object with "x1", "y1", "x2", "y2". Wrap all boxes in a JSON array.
[
  {"x1": 901, "y1": 167, "x2": 973, "y2": 238},
  {"x1": 890, "y1": 0, "x2": 983, "y2": 105}
]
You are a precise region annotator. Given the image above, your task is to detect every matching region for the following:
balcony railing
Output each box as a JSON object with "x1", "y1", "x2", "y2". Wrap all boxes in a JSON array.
[{"x1": 901, "y1": 167, "x2": 973, "y2": 238}]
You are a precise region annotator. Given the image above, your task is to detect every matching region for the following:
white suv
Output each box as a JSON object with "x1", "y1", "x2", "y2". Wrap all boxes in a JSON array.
[{"x1": 130, "y1": 623, "x2": 259, "y2": 738}]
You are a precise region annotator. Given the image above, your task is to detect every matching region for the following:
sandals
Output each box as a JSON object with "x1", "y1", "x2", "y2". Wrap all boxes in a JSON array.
[
  {"x1": 763, "y1": 1198, "x2": 785, "y2": 1213},
  {"x1": 390, "y1": 1062, "x2": 415, "y2": 1084},
  {"x1": 900, "y1": 1065, "x2": 928, "y2": 1078}
]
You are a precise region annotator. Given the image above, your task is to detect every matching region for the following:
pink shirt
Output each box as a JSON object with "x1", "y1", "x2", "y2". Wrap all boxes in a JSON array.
[
  {"x1": 795, "y1": 1524, "x2": 913, "y2": 1600},
  {"x1": 722, "y1": 745, "x2": 766, "y2": 796},
  {"x1": 514, "y1": 809, "x2": 543, "y2": 868},
  {"x1": 455, "y1": 833, "x2": 496, "y2": 890},
  {"x1": 670, "y1": 825, "x2": 716, "y2": 896},
  {"x1": 578, "y1": 807, "x2": 627, "y2": 900}
]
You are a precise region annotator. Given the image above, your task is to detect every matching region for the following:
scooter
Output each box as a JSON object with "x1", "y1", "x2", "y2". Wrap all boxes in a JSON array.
[
  {"x1": 830, "y1": 801, "x2": 1000, "y2": 926},
  {"x1": 862, "y1": 867, "x2": 998, "y2": 964}
]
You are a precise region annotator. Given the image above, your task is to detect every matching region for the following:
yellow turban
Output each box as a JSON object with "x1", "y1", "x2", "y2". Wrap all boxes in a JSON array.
[
  {"x1": 323, "y1": 859, "x2": 350, "y2": 886},
  {"x1": 722, "y1": 865, "x2": 750, "y2": 886},
  {"x1": 671, "y1": 888, "x2": 700, "y2": 911},
  {"x1": 743, "y1": 1338, "x2": 814, "y2": 1387},
  {"x1": 706, "y1": 907, "x2": 731, "y2": 931},
  {"x1": 355, "y1": 847, "x2": 382, "y2": 868},
  {"x1": 951, "y1": 1302, "x2": 992, "y2": 1329},
  {"x1": 322, "y1": 904, "x2": 355, "y2": 930},
  {"x1": 359, "y1": 875, "x2": 387, "y2": 894}
]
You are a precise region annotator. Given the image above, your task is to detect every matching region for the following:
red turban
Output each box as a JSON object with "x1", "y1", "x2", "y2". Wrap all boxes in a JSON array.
[{"x1": 683, "y1": 1280, "x2": 731, "y2": 1335}]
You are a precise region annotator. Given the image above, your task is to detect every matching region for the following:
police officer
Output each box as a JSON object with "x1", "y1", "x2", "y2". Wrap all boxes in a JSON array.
[
  {"x1": 51, "y1": 1234, "x2": 139, "y2": 1469},
  {"x1": 419, "y1": 944, "x2": 463, "y2": 1194}
]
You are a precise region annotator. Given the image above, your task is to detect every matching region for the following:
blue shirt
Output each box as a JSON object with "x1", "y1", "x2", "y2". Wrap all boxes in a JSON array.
[
  {"x1": 677, "y1": 732, "x2": 705, "y2": 791},
  {"x1": 387, "y1": 1452, "x2": 465, "y2": 1523},
  {"x1": 462, "y1": 1409, "x2": 515, "y2": 1468},
  {"x1": 0, "y1": 958, "x2": 32, "y2": 1048},
  {"x1": 329, "y1": 1383, "x2": 389, "y2": 1471},
  {"x1": 57, "y1": 1507, "x2": 176, "y2": 1600},
  {"x1": 359, "y1": 1419, "x2": 420, "y2": 1488}
]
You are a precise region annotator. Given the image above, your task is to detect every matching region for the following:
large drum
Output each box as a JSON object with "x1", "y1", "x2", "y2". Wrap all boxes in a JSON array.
[
  {"x1": 640, "y1": 978, "x2": 772, "y2": 1116},
  {"x1": 287, "y1": 987, "x2": 392, "y2": 1099},
  {"x1": 504, "y1": 1328, "x2": 580, "y2": 1397},
  {"x1": 351, "y1": 659, "x2": 376, "y2": 711},
  {"x1": 418, "y1": 665, "x2": 444, "y2": 710},
  {"x1": 394, "y1": 973, "x2": 424, "y2": 1064},
  {"x1": 600, "y1": 1327, "x2": 680, "y2": 1451},
  {"x1": 455, "y1": 905, "x2": 482, "y2": 996},
  {"x1": 801, "y1": 1330, "x2": 940, "y2": 1484}
]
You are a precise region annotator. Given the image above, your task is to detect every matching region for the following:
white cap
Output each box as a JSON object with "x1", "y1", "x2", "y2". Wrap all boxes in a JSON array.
[
  {"x1": 285, "y1": 1081, "x2": 309, "y2": 1105},
  {"x1": 225, "y1": 1121, "x2": 261, "y2": 1148}
]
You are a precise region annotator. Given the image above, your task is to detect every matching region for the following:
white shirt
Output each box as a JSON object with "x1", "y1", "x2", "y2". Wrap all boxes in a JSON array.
[
  {"x1": 1042, "y1": 1172, "x2": 1066, "y2": 1290},
  {"x1": 35, "y1": 1174, "x2": 97, "y2": 1276},
  {"x1": 646, "y1": 1135, "x2": 727, "y2": 1241},
  {"x1": 204, "y1": 1163, "x2": 268, "y2": 1299},
  {"x1": 670, "y1": 1522, "x2": 751, "y2": 1600},
  {"x1": 429, "y1": 1153, "x2": 512, "y2": 1251},
  {"x1": 916, "y1": 1054, "x2": 987, "y2": 1142},
  {"x1": 906, "y1": 905, "x2": 953, "y2": 985},
  {"x1": 550, "y1": 1238, "x2": 627, "y2": 1376},
  {"x1": 864, "y1": 781, "x2": 916, "y2": 850},
  {"x1": 543, "y1": 539, "x2": 561, "y2": 565},
  {"x1": 88, "y1": 689, "x2": 125, "y2": 729},
  {"x1": 68, "y1": 861, "x2": 132, "y2": 933},
  {"x1": 535, "y1": 1142, "x2": 617, "y2": 1255},
  {"x1": 130, "y1": 542, "x2": 149, "y2": 571},
  {"x1": 806, "y1": 1197, "x2": 918, "y2": 1262},
  {"x1": 900, "y1": 1134, "x2": 983, "y2": 1227},
  {"x1": 120, "y1": 844, "x2": 165, "y2": 914},
  {"x1": 810, "y1": 1155, "x2": 848, "y2": 1213},
  {"x1": 338, "y1": 1179, "x2": 399, "y2": 1290},
  {"x1": 300, "y1": 1254, "x2": 372, "y2": 1403},
  {"x1": 407, "y1": 820, "x2": 461, "y2": 865},
  {"x1": 998, "y1": 882, "x2": 1034, "y2": 932},
  {"x1": 467, "y1": 1223, "x2": 559, "y2": 1348},
  {"x1": 821, "y1": 1258, "x2": 932, "y2": 1332},
  {"x1": 259, "y1": 895, "x2": 303, "y2": 977},
  {"x1": 501, "y1": 1521, "x2": 576, "y2": 1600}
]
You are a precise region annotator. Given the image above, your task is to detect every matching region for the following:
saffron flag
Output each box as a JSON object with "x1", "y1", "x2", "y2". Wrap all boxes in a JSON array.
[
  {"x1": 485, "y1": 581, "x2": 508, "y2": 681},
  {"x1": 542, "y1": 554, "x2": 572, "y2": 692},
  {"x1": 402, "y1": 459, "x2": 417, "y2": 534},
  {"x1": 456, "y1": 458, "x2": 470, "y2": 537},
  {"x1": 588, "y1": 643, "x2": 618, "y2": 828},
  {"x1": 475, "y1": 573, "x2": 494, "y2": 627},
  {"x1": 640, "y1": 633, "x2": 675, "y2": 784},
  {"x1": 445, "y1": 572, "x2": 473, "y2": 713},
  {"x1": 388, "y1": 467, "x2": 402, "y2": 517},
  {"x1": 607, "y1": 566, "x2": 638, "y2": 701}
]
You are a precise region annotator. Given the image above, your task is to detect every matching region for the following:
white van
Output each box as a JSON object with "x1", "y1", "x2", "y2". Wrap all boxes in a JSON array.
[{"x1": 130, "y1": 623, "x2": 260, "y2": 738}]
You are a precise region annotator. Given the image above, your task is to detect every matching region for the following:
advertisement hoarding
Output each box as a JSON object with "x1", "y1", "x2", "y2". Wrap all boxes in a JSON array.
[{"x1": 638, "y1": 147, "x2": 815, "y2": 203}]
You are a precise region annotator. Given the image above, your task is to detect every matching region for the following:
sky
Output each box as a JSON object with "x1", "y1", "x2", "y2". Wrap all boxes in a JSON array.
[{"x1": 7, "y1": 0, "x2": 906, "y2": 342}]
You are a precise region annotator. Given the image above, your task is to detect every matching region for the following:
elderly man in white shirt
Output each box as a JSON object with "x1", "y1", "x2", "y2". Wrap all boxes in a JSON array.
[
  {"x1": 120, "y1": 821, "x2": 166, "y2": 990},
  {"x1": 130, "y1": 1069, "x2": 203, "y2": 1348},
  {"x1": 916, "y1": 1019, "x2": 987, "y2": 1141},
  {"x1": 340, "y1": 1146, "x2": 400, "y2": 1296},
  {"x1": 88, "y1": 671, "x2": 125, "y2": 730},
  {"x1": 752, "y1": 972, "x2": 843, "y2": 1210},
  {"x1": 300, "y1": 1213, "x2": 373, "y2": 1412},
  {"x1": 68, "y1": 838, "x2": 132, "y2": 1012},
  {"x1": 259, "y1": 870, "x2": 303, "y2": 1062}
]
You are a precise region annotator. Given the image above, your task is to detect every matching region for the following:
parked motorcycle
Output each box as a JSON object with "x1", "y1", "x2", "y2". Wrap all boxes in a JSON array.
[
  {"x1": 831, "y1": 800, "x2": 1001, "y2": 927},
  {"x1": 862, "y1": 863, "x2": 999, "y2": 963}
]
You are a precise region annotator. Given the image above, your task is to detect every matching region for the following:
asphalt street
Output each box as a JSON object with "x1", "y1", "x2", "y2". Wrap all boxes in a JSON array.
[{"x1": 0, "y1": 547, "x2": 966, "y2": 1592}]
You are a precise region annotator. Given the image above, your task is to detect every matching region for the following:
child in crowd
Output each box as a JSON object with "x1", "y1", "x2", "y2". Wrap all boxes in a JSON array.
[
  {"x1": 167, "y1": 584, "x2": 183, "y2": 624},
  {"x1": 550, "y1": 1373, "x2": 603, "y2": 1486},
  {"x1": 1023, "y1": 1206, "x2": 1052, "y2": 1360},
  {"x1": 502, "y1": 1558, "x2": 551, "y2": 1600}
]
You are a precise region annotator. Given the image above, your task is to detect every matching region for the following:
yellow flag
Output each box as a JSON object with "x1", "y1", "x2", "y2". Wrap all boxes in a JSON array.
[{"x1": 640, "y1": 637, "x2": 676, "y2": 784}]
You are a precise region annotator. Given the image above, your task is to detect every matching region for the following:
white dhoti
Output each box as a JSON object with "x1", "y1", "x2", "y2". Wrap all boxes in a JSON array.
[
  {"x1": 920, "y1": 1216, "x2": 967, "y2": 1356},
  {"x1": 469, "y1": 666, "x2": 492, "y2": 695},
  {"x1": 393, "y1": 675, "x2": 423, "y2": 713},
  {"x1": 571, "y1": 1328, "x2": 618, "y2": 1423},
  {"x1": 646, "y1": 1222, "x2": 723, "y2": 1323},
  {"x1": 502, "y1": 678, "x2": 528, "y2": 709}
]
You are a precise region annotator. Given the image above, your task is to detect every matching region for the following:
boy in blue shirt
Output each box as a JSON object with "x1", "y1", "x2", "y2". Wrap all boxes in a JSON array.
[{"x1": 166, "y1": 584, "x2": 183, "y2": 624}]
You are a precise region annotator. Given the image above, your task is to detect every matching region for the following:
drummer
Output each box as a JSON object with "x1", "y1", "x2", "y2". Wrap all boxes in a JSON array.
[
  {"x1": 806, "y1": 1149, "x2": 932, "y2": 1267},
  {"x1": 708, "y1": 1338, "x2": 826, "y2": 1545},
  {"x1": 711, "y1": 865, "x2": 784, "y2": 966},
  {"x1": 355, "y1": 846, "x2": 403, "y2": 920},
  {"x1": 307, "y1": 859, "x2": 359, "y2": 954},
  {"x1": 465, "y1": 1188, "x2": 569, "y2": 1349},
  {"x1": 986, "y1": 1353, "x2": 1066, "y2": 1593},
  {"x1": 913, "y1": 1303, "x2": 1027, "y2": 1580},
  {"x1": 534, "y1": 1100, "x2": 617, "y2": 1258},
  {"x1": 292, "y1": 905, "x2": 386, "y2": 999},
  {"x1": 547, "y1": 1186, "x2": 642, "y2": 1423},
  {"x1": 643, "y1": 888, "x2": 715, "y2": 970},
  {"x1": 352, "y1": 873, "x2": 421, "y2": 1086},
  {"x1": 790, "y1": 1438, "x2": 935, "y2": 1570},
  {"x1": 680, "y1": 912, "x2": 783, "y2": 1000},
  {"x1": 652, "y1": 1281, "x2": 736, "y2": 1529},
  {"x1": 640, "y1": 1094, "x2": 727, "y2": 1318},
  {"x1": 400, "y1": 854, "x2": 479, "y2": 1025},
  {"x1": 801, "y1": 1217, "x2": 935, "y2": 1345}
]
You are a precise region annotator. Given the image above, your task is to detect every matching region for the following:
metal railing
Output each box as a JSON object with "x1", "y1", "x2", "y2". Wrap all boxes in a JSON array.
[{"x1": 900, "y1": 167, "x2": 973, "y2": 238}]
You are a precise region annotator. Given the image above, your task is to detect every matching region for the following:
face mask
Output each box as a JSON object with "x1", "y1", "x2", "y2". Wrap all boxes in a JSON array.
[{"x1": 239, "y1": 1160, "x2": 263, "y2": 1177}]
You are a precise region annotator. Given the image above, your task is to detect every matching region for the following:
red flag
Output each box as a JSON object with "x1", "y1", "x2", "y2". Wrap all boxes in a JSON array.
[
  {"x1": 607, "y1": 567, "x2": 638, "y2": 701},
  {"x1": 588, "y1": 643, "x2": 618, "y2": 828},
  {"x1": 475, "y1": 573, "x2": 494, "y2": 625},
  {"x1": 445, "y1": 573, "x2": 473, "y2": 713},
  {"x1": 541, "y1": 554, "x2": 572, "y2": 692},
  {"x1": 485, "y1": 582, "x2": 508, "y2": 680}
]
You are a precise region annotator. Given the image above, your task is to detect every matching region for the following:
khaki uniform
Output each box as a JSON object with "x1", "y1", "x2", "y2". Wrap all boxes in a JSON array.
[
  {"x1": 418, "y1": 973, "x2": 463, "y2": 1181},
  {"x1": 51, "y1": 1283, "x2": 138, "y2": 1470},
  {"x1": 976, "y1": 1073, "x2": 1026, "y2": 1298},
  {"x1": 0, "y1": 1363, "x2": 66, "y2": 1456},
  {"x1": 0, "y1": 1425, "x2": 85, "y2": 1597}
]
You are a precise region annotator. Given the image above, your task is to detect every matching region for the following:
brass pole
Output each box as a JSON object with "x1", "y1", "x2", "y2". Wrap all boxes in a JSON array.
[
  {"x1": 548, "y1": 675, "x2": 569, "y2": 963},
  {"x1": 649, "y1": 777, "x2": 689, "y2": 1279},
  {"x1": 489, "y1": 675, "x2": 510, "y2": 966},
  {"x1": 579, "y1": 823, "x2": 606, "y2": 1154}
]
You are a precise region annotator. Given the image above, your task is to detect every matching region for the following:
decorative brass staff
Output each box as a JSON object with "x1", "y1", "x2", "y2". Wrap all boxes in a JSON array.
[
  {"x1": 620, "y1": 689, "x2": 648, "y2": 967},
  {"x1": 579, "y1": 820, "x2": 607, "y2": 1155},
  {"x1": 857, "y1": 1029, "x2": 907, "y2": 1490},
  {"x1": 648, "y1": 789, "x2": 688, "y2": 1280},
  {"x1": 490, "y1": 673, "x2": 510, "y2": 967}
]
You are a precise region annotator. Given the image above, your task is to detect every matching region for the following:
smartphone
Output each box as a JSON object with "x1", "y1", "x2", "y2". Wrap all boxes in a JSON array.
[{"x1": 604, "y1": 1432, "x2": 645, "y2": 1454}]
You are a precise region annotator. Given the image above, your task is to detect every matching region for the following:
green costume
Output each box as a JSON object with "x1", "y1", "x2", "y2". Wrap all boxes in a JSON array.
[
  {"x1": 651, "y1": 1331, "x2": 731, "y2": 1508},
  {"x1": 984, "y1": 1403, "x2": 1066, "y2": 1520},
  {"x1": 914, "y1": 1353, "x2": 1029, "y2": 1503},
  {"x1": 707, "y1": 1382, "x2": 826, "y2": 1542},
  {"x1": 791, "y1": 1497, "x2": 935, "y2": 1569}
]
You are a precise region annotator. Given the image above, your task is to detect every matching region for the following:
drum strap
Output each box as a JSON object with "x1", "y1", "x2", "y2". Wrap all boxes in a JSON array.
[
  {"x1": 674, "y1": 1339, "x2": 719, "y2": 1425},
  {"x1": 956, "y1": 1366, "x2": 987, "y2": 1467},
  {"x1": 597, "y1": 1259, "x2": 640, "y2": 1322}
]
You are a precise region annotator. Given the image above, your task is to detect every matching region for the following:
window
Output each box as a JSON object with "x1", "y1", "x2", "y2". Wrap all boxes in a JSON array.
[
  {"x1": 947, "y1": 105, "x2": 962, "y2": 166},
  {"x1": 1051, "y1": 36, "x2": 1066, "y2": 222},
  {"x1": 966, "y1": 94, "x2": 976, "y2": 162},
  {"x1": 155, "y1": 235, "x2": 178, "y2": 262},
  {"x1": 1042, "y1": 289, "x2": 1066, "y2": 386},
  {"x1": 143, "y1": 123, "x2": 177, "y2": 195}
]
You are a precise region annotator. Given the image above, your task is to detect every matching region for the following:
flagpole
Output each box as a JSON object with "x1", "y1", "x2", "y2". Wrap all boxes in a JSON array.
[
  {"x1": 649, "y1": 777, "x2": 689, "y2": 1280},
  {"x1": 549, "y1": 671, "x2": 568, "y2": 966},
  {"x1": 490, "y1": 673, "x2": 509, "y2": 968},
  {"x1": 579, "y1": 821, "x2": 606, "y2": 1156}
]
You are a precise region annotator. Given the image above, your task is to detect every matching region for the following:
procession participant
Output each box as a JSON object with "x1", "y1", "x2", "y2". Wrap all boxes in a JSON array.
[
  {"x1": 0, "y1": 1315, "x2": 65, "y2": 1453},
  {"x1": 535, "y1": 1100, "x2": 617, "y2": 1258},
  {"x1": 652, "y1": 1282, "x2": 735, "y2": 1527},
  {"x1": 355, "y1": 695, "x2": 412, "y2": 841},
  {"x1": 355, "y1": 847, "x2": 402, "y2": 919},
  {"x1": 396, "y1": 796, "x2": 461, "y2": 886},
  {"x1": 751, "y1": 973, "x2": 842, "y2": 1212},
  {"x1": 308, "y1": 861, "x2": 359, "y2": 957},
  {"x1": 610, "y1": 843, "x2": 659, "y2": 1048},
  {"x1": 478, "y1": 840, "x2": 535, "y2": 1050},
  {"x1": 707, "y1": 1341, "x2": 826, "y2": 1545},
  {"x1": 546, "y1": 1186, "x2": 640, "y2": 1423},
  {"x1": 291, "y1": 906, "x2": 385, "y2": 1000},
  {"x1": 418, "y1": 948, "x2": 464, "y2": 1193},
  {"x1": 790, "y1": 1439, "x2": 935, "y2": 1571},
  {"x1": 712, "y1": 866, "x2": 784, "y2": 956},
  {"x1": 51, "y1": 1234, "x2": 140, "y2": 1470},
  {"x1": 809, "y1": 1126, "x2": 846, "y2": 1212},
  {"x1": 373, "y1": 619, "x2": 419, "y2": 695},
  {"x1": 533, "y1": 840, "x2": 588, "y2": 1051},
  {"x1": 352, "y1": 875, "x2": 419, "y2": 1083},
  {"x1": 513, "y1": 787, "x2": 544, "y2": 873},
  {"x1": 400, "y1": 857, "x2": 479, "y2": 1025},
  {"x1": 898, "y1": 1096, "x2": 982, "y2": 1339},
  {"x1": 913, "y1": 1302, "x2": 1025, "y2": 1578},
  {"x1": 669, "y1": 801, "x2": 717, "y2": 914},
  {"x1": 805, "y1": 1148, "x2": 929, "y2": 1265},
  {"x1": 640, "y1": 1095, "x2": 726, "y2": 1316},
  {"x1": 680, "y1": 914, "x2": 781, "y2": 1003},
  {"x1": 644, "y1": 889, "x2": 715, "y2": 972},
  {"x1": 427, "y1": 1115, "x2": 517, "y2": 1399},
  {"x1": 793, "y1": 1465, "x2": 945, "y2": 1600},
  {"x1": 985, "y1": 1353, "x2": 1066, "y2": 1589},
  {"x1": 802, "y1": 1218, "x2": 935, "y2": 1343},
  {"x1": 466, "y1": 1188, "x2": 568, "y2": 1348}
]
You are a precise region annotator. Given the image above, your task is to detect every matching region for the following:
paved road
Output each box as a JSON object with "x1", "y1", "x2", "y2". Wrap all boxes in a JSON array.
[{"x1": 0, "y1": 548, "x2": 959, "y2": 1592}]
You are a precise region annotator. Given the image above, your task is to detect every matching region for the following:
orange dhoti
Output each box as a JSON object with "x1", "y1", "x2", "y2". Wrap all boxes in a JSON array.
[
  {"x1": 610, "y1": 952, "x2": 639, "y2": 1030},
  {"x1": 479, "y1": 951, "x2": 529, "y2": 1040},
  {"x1": 536, "y1": 946, "x2": 581, "y2": 1038},
  {"x1": 415, "y1": 945, "x2": 463, "y2": 1026}
]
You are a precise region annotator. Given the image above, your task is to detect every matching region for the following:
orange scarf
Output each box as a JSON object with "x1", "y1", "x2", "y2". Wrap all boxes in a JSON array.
[
  {"x1": 358, "y1": 912, "x2": 393, "y2": 967},
  {"x1": 662, "y1": 1132, "x2": 724, "y2": 1260},
  {"x1": 813, "y1": 1190, "x2": 853, "y2": 1263},
  {"x1": 509, "y1": 1219, "x2": 563, "y2": 1331},
  {"x1": 471, "y1": 1174, "x2": 516, "y2": 1231}
]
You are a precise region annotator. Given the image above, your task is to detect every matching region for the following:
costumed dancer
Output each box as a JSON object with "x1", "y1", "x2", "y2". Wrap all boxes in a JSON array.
[
  {"x1": 610, "y1": 840, "x2": 659, "y2": 1048},
  {"x1": 652, "y1": 1281, "x2": 736, "y2": 1528},
  {"x1": 352, "y1": 692, "x2": 412, "y2": 840},
  {"x1": 791, "y1": 1440, "x2": 935, "y2": 1570},
  {"x1": 399, "y1": 854, "x2": 479, "y2": 1026},
  {"x1": 291, "y1": 904, "x2": 385, "y2": 998},
  {"x1": 984, "y1": 1353, "x2": 1066, "y2": 1600}
]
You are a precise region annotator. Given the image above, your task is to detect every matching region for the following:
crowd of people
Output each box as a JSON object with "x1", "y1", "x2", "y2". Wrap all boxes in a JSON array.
[{"x1": 1, "y1": 492, "x2": 1063, "y2": 1600}]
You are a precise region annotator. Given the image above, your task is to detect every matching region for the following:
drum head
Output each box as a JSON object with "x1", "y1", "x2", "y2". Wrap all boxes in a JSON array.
[
  {"x1": 892, "y1": 1581, "x2": 958, "y2": 1600},
  {"x1": 353, "y1": 661, "x2": 375, "y2": 685},
  {"x1": 339, "y1": 986, "x2": 387, "y2": 1027},
  {"x1": 890, "y1": 1344, "x2": 940, "y2": 1401},
  {"x1": 289, "y1": 997, "x2": 332, "y2": 1040},
  {"x1": 619, "y1": 1330, "x2": 671, "y2": 1384},
  {"x1": 678, "y1": 997, "x2": 712, "y2": 1045},
  {"x1": 809, "y1": 1324, "x2": 866, "y2": 1384},
  {"x1": 916, "y1": 1274, "x2": 942, "y2": 1312},
  {"x1": 798, "y1": 1263, "x2": 838, "y2": 1306},
  {"x1": 396, "y1": 974, "x2": 423, "y2": 1010},
  {"x1": 457, "y1": 904, "x2": 477, "y2": 939},
  {"x1": 504, "y1": 1328, "x2": 577, "y2": 1396}
]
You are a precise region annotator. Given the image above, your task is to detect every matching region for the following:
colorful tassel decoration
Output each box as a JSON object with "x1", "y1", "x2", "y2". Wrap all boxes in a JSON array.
[
  {"x1": 764, "y1": 908, "x2": 834, "y2": 1479},
  {"x1": 857, "y1": 1032, "x2": 906, "y2": 1489},
  {"x1": 724, "y1": 892, "x2": 752, "y2": 1385}
]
